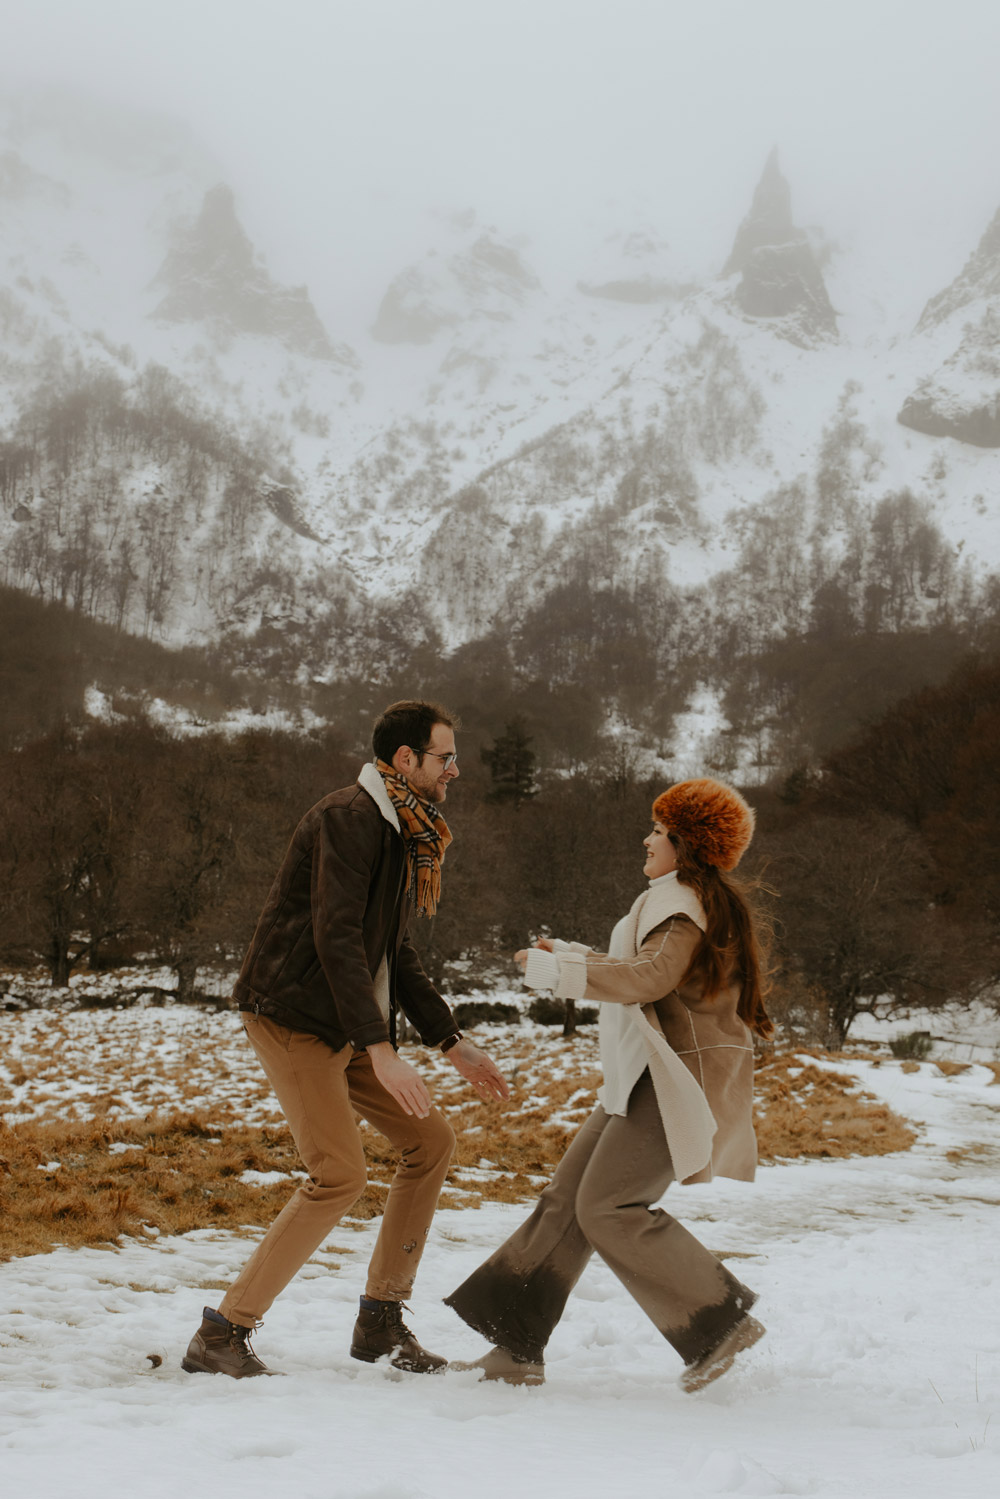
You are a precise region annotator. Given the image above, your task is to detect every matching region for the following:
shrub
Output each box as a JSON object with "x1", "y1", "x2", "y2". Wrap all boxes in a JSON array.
[
  {"x1": 527, "y1": 995, "x2": 597, "y2": 1027},
  {"x1": 451, "y1": 1000, "x2": 522, "y2": 1027},
  {"x1": 889, "y1": 1030, "x2": 933, "y2": 1060}
]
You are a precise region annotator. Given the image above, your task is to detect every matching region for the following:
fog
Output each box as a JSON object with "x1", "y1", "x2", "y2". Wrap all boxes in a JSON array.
[{"x1": 4, "y1": 0, "x2": 1000, "y2": 333}]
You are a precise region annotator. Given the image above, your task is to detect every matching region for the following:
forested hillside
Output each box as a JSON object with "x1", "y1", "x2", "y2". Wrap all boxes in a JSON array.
[{"x1": 2, "y1": 639, "x2": 998, "y2": 1047}]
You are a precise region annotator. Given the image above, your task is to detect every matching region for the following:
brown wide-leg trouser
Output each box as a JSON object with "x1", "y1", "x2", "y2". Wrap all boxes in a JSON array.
[
  {"x1": 219, "y1": 1016, "x2": 455, "y2": 1327},
  {"x1": 445, "y1": 1070, "x2": 755, "y2": 1367}
]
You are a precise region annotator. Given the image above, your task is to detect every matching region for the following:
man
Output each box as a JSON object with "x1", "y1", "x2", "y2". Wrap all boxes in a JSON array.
[{"x1": 182, "y1": 699, "x2": 509, "y2": 1378}]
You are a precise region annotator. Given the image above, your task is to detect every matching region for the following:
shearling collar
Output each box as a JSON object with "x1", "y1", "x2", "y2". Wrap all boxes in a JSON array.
[
  {"x1": 637, "y1": 870, "x2": 707, "y2": 944},
  {"x1": 357, "y1": 761, "x2": 401, "y2": 833}
]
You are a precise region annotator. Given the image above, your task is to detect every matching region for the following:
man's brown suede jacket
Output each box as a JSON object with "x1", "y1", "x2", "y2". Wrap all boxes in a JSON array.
[{"x1": 233, "y1": 775, "x2": 458, "y2": 1052}]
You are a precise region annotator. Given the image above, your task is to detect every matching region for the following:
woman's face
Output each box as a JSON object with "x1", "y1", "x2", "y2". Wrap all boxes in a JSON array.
[{"x1": 643, "y1": 821, "x2": 677, "y2": 879}]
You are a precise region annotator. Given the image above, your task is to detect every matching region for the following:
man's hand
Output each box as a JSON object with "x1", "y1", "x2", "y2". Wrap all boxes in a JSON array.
[
  {"x1": 368, "y1": 1042, "x2": 432, "y2": 1117},
  {"x1": 444, "y1": 1039, "x2": 511, "y2": 1102}
]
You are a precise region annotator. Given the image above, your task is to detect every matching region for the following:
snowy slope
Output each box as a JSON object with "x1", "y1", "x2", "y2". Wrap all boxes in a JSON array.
[
  {"x1": 0, "y1": 1011, "x2": 998, "y2": 1499},
  {"x1": 899, "y1": 205, "x2": 1000, "y2": 448}
]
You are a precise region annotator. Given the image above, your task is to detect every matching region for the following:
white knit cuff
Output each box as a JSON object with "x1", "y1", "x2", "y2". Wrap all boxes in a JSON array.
[
  {"x1": 523, "y1": 948, "x2": 560, "y2": 992},
  {"x1": 554, "y1": 951, "x2": 588, "y2": 1003}
]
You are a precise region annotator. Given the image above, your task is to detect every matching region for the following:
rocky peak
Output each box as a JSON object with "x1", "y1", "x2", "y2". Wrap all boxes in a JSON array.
[
  {"x1": 461, "y1": 234, "x2": 538, "y2": 294},
  {"x1": 723, "y1": 149, "x2": 794, "y2": 277},
  {"x1": 151, "y1": 184, "x2": 353, "y2": 363},
  {"x1": 723, "y1": 149, "x2": 836, "y2": 345},
  {"x1": 917, "y1": 203, "x2": 1000, "y2": 330},
  {"x1": 372, "y1": 229, "x2": 541, "y2": 345},
  {"x1": 898, "y1": 202, "x2": 1000, "y2": 447}
]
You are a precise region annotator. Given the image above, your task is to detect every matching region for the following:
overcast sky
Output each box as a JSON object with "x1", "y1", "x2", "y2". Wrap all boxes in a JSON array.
[{"x1": 3, "y1": 0, "x2": 1000, "y2": 323}]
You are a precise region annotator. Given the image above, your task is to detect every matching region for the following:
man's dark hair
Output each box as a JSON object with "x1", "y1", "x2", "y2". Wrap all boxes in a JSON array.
[{"x1": 371, "y1": 700, "x2": 459, "y2": 764}]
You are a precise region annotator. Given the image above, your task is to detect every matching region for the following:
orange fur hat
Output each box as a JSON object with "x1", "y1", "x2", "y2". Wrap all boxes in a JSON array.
[{"x1": 651, "y1": 778, "x2": 755, "y2": 871}]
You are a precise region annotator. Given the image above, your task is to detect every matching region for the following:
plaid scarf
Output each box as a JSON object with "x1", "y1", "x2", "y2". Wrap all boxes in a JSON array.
[{"x1": 376, "y1": 759, "x2": 453, "y2": 917}]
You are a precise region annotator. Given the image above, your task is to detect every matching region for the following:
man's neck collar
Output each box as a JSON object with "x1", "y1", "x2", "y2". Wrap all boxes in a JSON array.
[{"x1": 357, "y1": 761, "x2": 400, "y2": 832}]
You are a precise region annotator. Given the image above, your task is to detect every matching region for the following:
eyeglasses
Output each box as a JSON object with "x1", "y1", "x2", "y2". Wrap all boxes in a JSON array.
[{"x1": 419, "y1": 749, "x2": 458, "y2": 770}]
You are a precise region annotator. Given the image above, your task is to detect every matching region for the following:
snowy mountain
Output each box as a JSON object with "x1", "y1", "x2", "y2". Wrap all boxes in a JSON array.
[
  {"x1": 372, "y1": 221, "x2": 542, "y2": 344},
  {"x1": 2, "y1": 88, "x2": 999, "y2": 730},
  {"x1": 577, "y1": 228, "x2": 689, "y2": 306},
  {"x1": 898, "y1": 204, "x2": 1000, "y2": 447}
]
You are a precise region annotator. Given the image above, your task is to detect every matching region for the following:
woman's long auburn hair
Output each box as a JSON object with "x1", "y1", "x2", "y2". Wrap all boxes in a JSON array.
[{"x1": 670, "y1": 834, "x2": 773, "y2": 1040}]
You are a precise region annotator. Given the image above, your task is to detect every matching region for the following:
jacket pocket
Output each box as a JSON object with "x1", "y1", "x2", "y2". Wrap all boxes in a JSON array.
[{"x1": 301, "y1": 955, "x2": 323, "y2": 985}]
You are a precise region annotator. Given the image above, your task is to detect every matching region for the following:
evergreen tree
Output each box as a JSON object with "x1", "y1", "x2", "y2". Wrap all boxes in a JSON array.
[{"x1": 482, "y1": 717, "x2": 539, "y2": 808}]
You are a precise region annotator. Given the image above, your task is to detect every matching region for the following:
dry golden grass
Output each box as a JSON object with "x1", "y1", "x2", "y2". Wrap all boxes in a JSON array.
[
  {"x1": 0, "y1": 1036, "x2": 924, "y2": 1262},
  {"x1": 753, "y1": 1056, "x2": 917, "y2": 1161},
  {"x1": 985, "y1": 1062, "x2": 1000, "y2": 1085},
  {"x1": 945, "y1": 1142, "x2": 992, "y2": 1166},
  {"x1": 934, "y1": 1059, "x2": 971, "y2": 1078},
  {"x1": 0, "y1": 1008, "x2": 280, "y2": 1127},
  {"x1": 362, "y1": 1062, "x2": 605, "y2": 1211},
  {"x1": 0, "y1": 1018, "x2": 610, "y2": 1261},
  {"x1": 0, "y1": 1052, "x2": 606, "y2": 1263},
  {"x1": 0, "y1": 1112, "x2": 371, "y2": 1263}
]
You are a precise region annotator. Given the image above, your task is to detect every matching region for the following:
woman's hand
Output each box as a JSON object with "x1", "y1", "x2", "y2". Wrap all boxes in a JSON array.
[{"x1": 514, "y1": 937, "x2": 554, "y2": 971}]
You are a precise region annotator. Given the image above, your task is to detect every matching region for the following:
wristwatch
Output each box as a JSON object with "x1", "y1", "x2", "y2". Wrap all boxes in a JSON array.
[{"x1": 440, "y1": 1032, "x2": 463, "y2": 1053}]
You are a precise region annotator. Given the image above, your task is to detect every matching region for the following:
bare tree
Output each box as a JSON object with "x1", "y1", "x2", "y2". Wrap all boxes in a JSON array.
[{"x1": 768, "y1": 813, "x2": 951, "y2": 1047}]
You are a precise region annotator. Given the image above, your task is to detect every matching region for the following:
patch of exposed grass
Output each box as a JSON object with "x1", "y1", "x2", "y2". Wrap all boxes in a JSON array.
[
  {"x1": 935, "y1": 1060, "x2": 971, "y2": 1078},
  {"x1": 1, "y1": 1032, "x2": 921, "y2": 1262},
  {"x1": 360, "y1": 1067, "x2": 605, "y2": 1211},
  {"x1": 0, "y1": 1009, "x2": 280, "y2": 1128},
  {"x1": 753, "y1": 1056, "x2": 917, "y2": 1161},
  {"x1": 945, "y1": 1143, "x2": 991, "y2": 1166},
  {"x1": 0, "y1": 1111, "x2": 361, "y2": 1263}
]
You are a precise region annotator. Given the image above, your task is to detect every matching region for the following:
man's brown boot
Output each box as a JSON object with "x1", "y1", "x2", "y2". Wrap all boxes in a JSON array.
[
  {"x1": 350, "y1": 1296, "x2": 447, "y2": 1373},
  {"x1": 181, "y1": 1306, "x2": 278, "y2": 1378}
]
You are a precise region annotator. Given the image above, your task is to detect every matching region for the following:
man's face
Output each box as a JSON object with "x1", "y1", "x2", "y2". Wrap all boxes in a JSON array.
[{"x1": 399, "y1": 721, "x2": 459, "y2": 804}]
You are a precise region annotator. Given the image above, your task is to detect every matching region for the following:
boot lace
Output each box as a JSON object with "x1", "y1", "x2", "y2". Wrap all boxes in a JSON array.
[
  {"x1": 388, "y1": 1301, "x2": 413, "y2": 1328},
  {"x1": 230, "y1": 1319, "x2": 263, "y2": 1364}
]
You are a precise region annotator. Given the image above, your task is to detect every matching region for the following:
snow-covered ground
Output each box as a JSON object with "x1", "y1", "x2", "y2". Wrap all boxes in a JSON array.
[
  {"x1": 851, "y1": 1000, "x2": 1000, "y2": 1065},
  {"x1": 1, "y1": 1010, "x2": 999, "y2": 1499}
]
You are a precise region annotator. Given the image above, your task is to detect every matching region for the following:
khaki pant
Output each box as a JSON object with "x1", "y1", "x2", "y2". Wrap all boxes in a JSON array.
[
  {"x1": 445, "y1": 1070, "x2": 755, "y2": 1366},
  {"x1": 219, "y1": 1016, "x2": 455, "y2": 1326}
]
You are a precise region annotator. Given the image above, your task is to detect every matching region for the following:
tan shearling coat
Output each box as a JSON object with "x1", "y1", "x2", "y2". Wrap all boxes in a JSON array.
[{"x1": 536, "y1": 877, "x2": 757, "y2": 1184}]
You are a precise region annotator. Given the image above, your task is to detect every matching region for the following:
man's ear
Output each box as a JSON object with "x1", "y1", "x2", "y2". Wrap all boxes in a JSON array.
[{"x1": 392, "y1": 744, "x2": 415, "y2": 776}]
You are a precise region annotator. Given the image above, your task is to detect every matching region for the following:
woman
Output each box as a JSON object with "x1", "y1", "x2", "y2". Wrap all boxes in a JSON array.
[{"x1": 445, "y1": 778, "x2": 773, "y2": 1392}]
